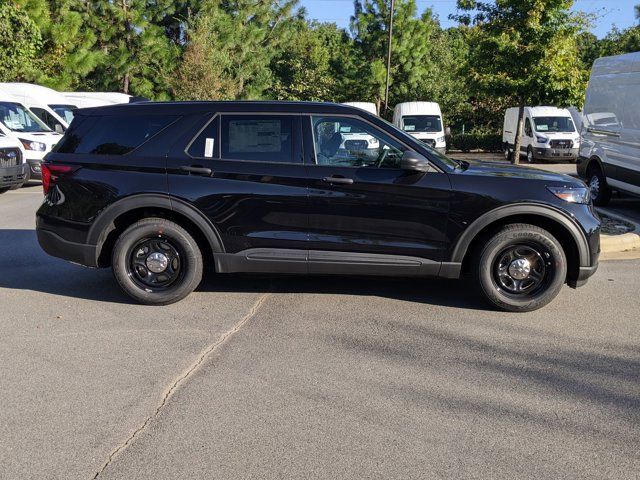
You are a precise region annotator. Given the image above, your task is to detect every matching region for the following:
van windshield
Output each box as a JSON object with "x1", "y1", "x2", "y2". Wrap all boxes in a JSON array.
[
  {"x1": 402, "y1": 115, "x2": 442, "y2": 133},
  {"x1": 49, "y1": 104, "x2": 76, "y2": 124},
  {"x1": 0, "y1": 102, "x2": 51, "y2": 133},
  {"x1": 533, "y1": 116, "x2": 575, "y2": 133}
]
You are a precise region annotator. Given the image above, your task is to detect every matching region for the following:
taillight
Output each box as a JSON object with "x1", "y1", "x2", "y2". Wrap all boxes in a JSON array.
[{"x1": 41, "y1": 163, "x2": 77, "y2": 195}]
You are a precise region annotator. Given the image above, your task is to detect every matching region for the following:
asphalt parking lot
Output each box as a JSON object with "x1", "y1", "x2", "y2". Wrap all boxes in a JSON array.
[{"x1": 1, "y1": 186, "x2": 639, "y2": 479}]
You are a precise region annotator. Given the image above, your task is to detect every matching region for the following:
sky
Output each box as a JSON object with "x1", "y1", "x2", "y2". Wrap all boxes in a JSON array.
[{"x1": 300, "y1": 0, "x2": 639, "y2": 38}]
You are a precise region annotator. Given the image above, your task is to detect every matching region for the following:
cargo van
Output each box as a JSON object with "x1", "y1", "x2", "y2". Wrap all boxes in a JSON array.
[
  {"x1": 503, "y1": 106, "x2": 580, "y2": 163},
  {"x1": 393, "y1": 102, "x2": 446, "y2": 153},
  {"x1": 62, "y1": 92, "x2": 132, "y2": 109},
  {"x1": 577, "y1": 51, "x2": 640, "y2": 206},
  {"x1": 0, "y1": 89, "x2": 63, "y2": 180},
  {"x1": 0, "y1": 136, "x2": 28, "y2": 192},
  {"x1": 0, "y1": 83, "x2": 76, "y2": 132}
]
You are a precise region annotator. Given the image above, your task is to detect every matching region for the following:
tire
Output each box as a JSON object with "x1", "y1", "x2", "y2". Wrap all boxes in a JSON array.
[
  {"x1": 587, "y1": 163, "x2": 611, "y2": 207},
  {"x1": 526, "y1": 146, "x2": 535, "y2": 164},
  {"x1": 112, "y1": 218, "x2": 203, "y2": 305},
  {"x1": 472, "y1": 223, "x2": 567, "y2": 312},
  {"x1": 503, "y1": 145, "x2": 512, "y2": 162}
]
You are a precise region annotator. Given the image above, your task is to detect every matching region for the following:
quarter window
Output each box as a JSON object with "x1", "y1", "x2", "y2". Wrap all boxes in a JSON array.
[
  {"x1": 221, "y1": 115, "x2": 294, "y2": 163},
  {"x1": 311, "y1": 116, "x2": 405, "y2": 169}
]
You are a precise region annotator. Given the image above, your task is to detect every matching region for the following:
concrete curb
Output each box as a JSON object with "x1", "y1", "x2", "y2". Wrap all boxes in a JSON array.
[{"x1": 597, "y1": 208, "x2": 640, "y2": 256}]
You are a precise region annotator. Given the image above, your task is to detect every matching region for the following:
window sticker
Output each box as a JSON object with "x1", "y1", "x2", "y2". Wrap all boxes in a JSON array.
[
  {"x1": 404, "y1": 125, "x2": 416, "y2": 131},
  {"x1": 204, "y1": 137, "x2": 214, "y2": 158},
  {"x1": 228, "y1": 120, "x2": 281, "y2": 153}
]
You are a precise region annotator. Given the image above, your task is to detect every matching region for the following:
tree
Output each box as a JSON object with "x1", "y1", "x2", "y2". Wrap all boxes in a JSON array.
[
  {"x1": 454, "y1": 0, "x2": 587, "y2": 163},
  {"x1": 0, "y1": 2, "x2": 42, "y2": 82},
  {"x1": 172, "y1": 0, "x2": 301, "y2": 100}
]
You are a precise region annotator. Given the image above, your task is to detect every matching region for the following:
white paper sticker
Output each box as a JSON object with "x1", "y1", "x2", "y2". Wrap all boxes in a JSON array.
[{"x1": 204, "y1": 137, "x2": 214, "y2": 158}]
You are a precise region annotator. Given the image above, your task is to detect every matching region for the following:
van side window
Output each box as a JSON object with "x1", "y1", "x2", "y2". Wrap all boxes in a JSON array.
[
  {"x1": 524, "y1": 118, "x2": 533, "y2": 137},
  {"x1": 311, "y1": 116, "x2": 405, "y2": 169},
  {"x1": 187, "y1": 116, "x2": 219, "y2": 158},
  {"x1": 220, "y1": 115, "x2": 295, "y2": 163},
  {"x1": 30, "y1": 107, "x2": 64, "y2": 132},
  {"x1": 56, "y1": 114, "x2": 178, "y2": 155}
]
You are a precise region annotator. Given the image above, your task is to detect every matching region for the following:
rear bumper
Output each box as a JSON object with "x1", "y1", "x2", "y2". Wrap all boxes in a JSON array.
[
  {"x1": 37, "y1": 228, "x2": 99, "y2": 268},
  {"x1": 1, "y1": 164, "x2": 28, "y2": 188}
]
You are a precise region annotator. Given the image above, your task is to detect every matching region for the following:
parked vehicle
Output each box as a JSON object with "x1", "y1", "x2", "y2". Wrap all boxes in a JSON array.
[
  {"x1": 342, "y1": 102, "x2": 378, "y2": 115},
  {"x1": 0, "y1": 89, "x2": 63, "y2": 181},
  {"x1": 0, "y1": 136, "x2": 28, "y2": 193},
  {"x1": 61, "y1": 92, "x2": 132, "y2": 109},
  {"x1": 36, "y1": 101, "x2": 599, "y2": 311},
  {"x1": 503, "y1": 106, "x2": 580, "y2": 163},
  {"x1": 393, "y1": 102, "x2": 446, "y2": 153},
  {"x1": 0, "y1": 83, "x2": 76, "y2": 132},
  {"x1": 577, "y1": 51, "x2": 640, "y2": 206}
]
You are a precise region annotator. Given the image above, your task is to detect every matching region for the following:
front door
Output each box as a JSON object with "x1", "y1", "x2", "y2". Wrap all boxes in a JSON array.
[
  {"x1": 303, "y1": 114, "x2": 451, "y2": 274},
  {"x1": 167, "y1": 113, "x2": 309, "y2": 260}
]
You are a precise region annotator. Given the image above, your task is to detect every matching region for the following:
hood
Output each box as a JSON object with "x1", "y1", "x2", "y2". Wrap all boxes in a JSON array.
[
  {"x1": 410, "y1": 132, "x2": 440, "y2": 139},
  {"x1": 461, "y1": 160, "x2": 584, "y2": 186}
]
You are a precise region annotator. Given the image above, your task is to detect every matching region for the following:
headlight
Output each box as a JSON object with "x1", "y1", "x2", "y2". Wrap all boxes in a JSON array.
[
  {"x1": 536, "y1": 135, "x2": 549, "y2": 144},
  {"x1": 547, "y1": 186, "x2": 590, "y2": 204},
  {"x1": 437, "y1": 136, "x2": 446, "y2": 144},
  {"x1": 368, "y1": 137, "x2": 379, "y2": 146},
  {"x1": 19, "y1": 139, "x2": 46, "y2": 151}
]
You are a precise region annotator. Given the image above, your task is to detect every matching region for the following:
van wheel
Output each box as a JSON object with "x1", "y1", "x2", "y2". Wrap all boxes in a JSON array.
[
  {"x1": 503, "y1": 145, "x2": 512, "y2": 162},
  {"x1": 588, "y1": 164, "x2": 611, "y2": 206},
  {"x1": 473, "y1": 224, "x2": 567, "y2": 312},
  {"x1": 112, "y1": 218, "x2": 203, "y2": 305},
  {"x1": 526, "y1": 147, "x2": 535, "y2": 163}
]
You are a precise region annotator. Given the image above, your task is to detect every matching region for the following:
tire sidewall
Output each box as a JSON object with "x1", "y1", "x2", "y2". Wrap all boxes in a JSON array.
[
  {"x1": 112, "y1": 219, "x2": 203, "y2": 305},
  {"x1": 477, "y1": 227, "x2": 567, "y2": 312}
]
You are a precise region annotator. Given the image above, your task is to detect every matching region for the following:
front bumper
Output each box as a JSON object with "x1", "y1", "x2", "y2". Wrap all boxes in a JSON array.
[
  {"x1": 570, "y1": 259, "x2": 599, "y2": 288},
  {"x1": 37, "y1": 228, "x2": 99, "y2": 268},
  {"x1": 533, "y1": 147, "x2": 579, "y2": 161},
  {"x1": 26, "y1": 159, "x2": 42, "y2": 180},
  {"x1": 1, "y1": 163, "x2": 29, "y2": 188}
]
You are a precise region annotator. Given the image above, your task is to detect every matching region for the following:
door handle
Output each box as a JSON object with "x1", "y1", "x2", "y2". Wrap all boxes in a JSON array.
[
  {"x1": 180, "y1": 165, "x2": 212, "y2": 176},
  {"x1": 322, "y1": 176, "x2": 354, "y2": 185}
]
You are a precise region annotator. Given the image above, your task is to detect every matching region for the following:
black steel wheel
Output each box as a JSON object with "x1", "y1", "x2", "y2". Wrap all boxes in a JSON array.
[
  {"x1": 473, "y1": 223, "x2": 567, "y2": 312},
  {"x1": 112, "y1": 218, "x2": 203, "y2": 305}
]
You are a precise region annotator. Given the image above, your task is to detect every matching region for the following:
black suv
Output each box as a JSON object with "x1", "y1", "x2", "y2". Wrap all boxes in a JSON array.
[{"x1": 36, "y1": 102, "x2": 600, "y2": 311}]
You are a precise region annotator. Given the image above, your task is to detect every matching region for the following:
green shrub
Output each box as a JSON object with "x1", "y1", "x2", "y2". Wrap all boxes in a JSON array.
[{"x1": 447, "y1": 133, "x2": 502, "y2": 152}]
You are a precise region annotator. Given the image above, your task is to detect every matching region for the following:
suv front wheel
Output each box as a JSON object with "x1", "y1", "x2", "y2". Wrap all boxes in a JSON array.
[
  {"x1": 473, "y1": 223, "x2": 567, "y2": 312},
  {"x1": 112, "y1": 218, "x2": 203, "y2": 305}
]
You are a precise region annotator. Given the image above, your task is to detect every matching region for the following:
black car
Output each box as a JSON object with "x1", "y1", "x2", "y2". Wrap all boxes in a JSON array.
[{"x1": 36, "y1": 101, "x2": 600, "y2": 311}]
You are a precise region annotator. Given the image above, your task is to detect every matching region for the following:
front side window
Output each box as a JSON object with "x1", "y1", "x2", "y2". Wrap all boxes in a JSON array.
[
  {"x1": 401, "y1": 115, "x2": 442, "y2": 133},
  {"x1": 533, "y1": 116, "x2": 575, "y2": 133},
  {"x1": 188, "y1": 116, "x2": 218, "y2": 158},
  {"x1": 524, "y1": 118, "x2": 533, "y2": 137},
  {"x1": 49, "y1": 104, "x2": 76, "y2": 124},
  {"x1": 0, "y1": 102, "x2": 50, "y2": 133},
  {"x1": 312, "y1": 116, "x2": 405, "y2": 169},
  {"x1": 55, "y1": 114, "x2": 178, "y2": 155},
  {"x1": 221, "y1": 115, "x2": 294, "y2": 163}
]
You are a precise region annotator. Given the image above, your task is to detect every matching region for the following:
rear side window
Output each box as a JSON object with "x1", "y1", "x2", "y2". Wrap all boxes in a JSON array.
[
  {"x1": 187, "y1": 116, "x2": 219, "y2": 158},
  {"x1": 56, "y1": 114, "x2": 178, "y2": 155},
  {"x1": 221, "y1": 115, "x2": 294, "y2": 163}
]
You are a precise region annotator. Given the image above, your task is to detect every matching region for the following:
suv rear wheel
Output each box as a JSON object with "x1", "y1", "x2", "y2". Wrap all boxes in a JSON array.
[
  {"x1": 112, "y1": 218, "x2": 203, "y2": 305},
  {"x1": 473, "y1": 224, "x2": 567, "y2": 312}
]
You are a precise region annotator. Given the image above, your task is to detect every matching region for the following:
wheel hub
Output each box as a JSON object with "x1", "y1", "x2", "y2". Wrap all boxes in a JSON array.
[
  {"x1": 146, "y1": 252, "x2": 169, "y2": 273},
  {"x1": 508, "y1": 258, "x2": 531, "y2": 280}
]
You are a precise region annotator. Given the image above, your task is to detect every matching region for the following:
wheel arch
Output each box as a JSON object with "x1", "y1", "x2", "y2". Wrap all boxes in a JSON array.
[
  {"x1": 453, "y1": 204, "x2": 590, "y2": 283},
  {"x1": 87, "y1": 194, "x2": 224, "y2": 267}
]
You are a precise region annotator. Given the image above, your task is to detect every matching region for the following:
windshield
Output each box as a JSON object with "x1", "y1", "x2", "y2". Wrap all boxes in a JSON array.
[
  {"x1": 402, "y1": 115, "x2": 442, "y2": 133},
  {"x1": 533, "y1": 116, "x2": 575, "y2": 133},
  {"x1": 49, "y1": 104, "x2": 76, "y2": 124},
  {"x1": 0, "y1": 102, "x2": 51, "y2": 133}
]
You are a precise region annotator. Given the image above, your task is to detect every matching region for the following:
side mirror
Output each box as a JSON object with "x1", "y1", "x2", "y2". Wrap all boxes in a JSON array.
[
  {"x1": 54, "y1": 124, "x2": 65, "y2": 134},
  {"x1": 401, "y1": 151, "x2": 430, "y2": 172}
]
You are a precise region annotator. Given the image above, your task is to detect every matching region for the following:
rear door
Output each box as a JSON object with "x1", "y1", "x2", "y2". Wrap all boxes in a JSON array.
[
  {"x1": 167, "y1": 112, "x2": 309, "y2": 263},
  {"x1": 303, "y1": 114, "x2": 451, "y2": 275}
]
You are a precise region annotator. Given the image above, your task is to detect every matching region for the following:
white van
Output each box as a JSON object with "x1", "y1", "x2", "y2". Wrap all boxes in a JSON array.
[
  {"x1": 62, "y1": 92, "x2": 132, "y2": 108},
  {"x1": 0, "y1": 83, "x2": 77, "y2": 132},
  {"x1": 502, "y1": 106, "x2": 580, "y2": 163},
  {"x1": 0, "y1": 89, "x2": 63, "y2": 180},
  {"x1": 578, "y1": 51, "x2": 640, "y2": 206},
  {"x1": 393, "y1": 102, "x2": 446, "y2": 153},
  {"x1": 340, "y1": 103, "x2": 379, "y2": 152}
]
